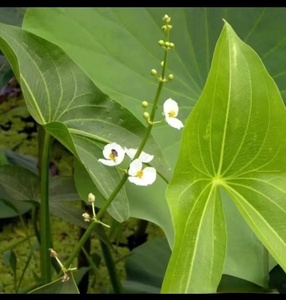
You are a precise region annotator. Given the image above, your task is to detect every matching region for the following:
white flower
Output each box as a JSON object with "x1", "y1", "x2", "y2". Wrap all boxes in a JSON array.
[
  {"x1": 98, "y1": 142, "x2": 125, "y2": 166},
  {"x1": 163, "y1": 98, "x2": 184, "y2": 130},
  {"x1": 128, "y1": 159, "x2": 156, "y2": 186},
  {"x1": 124, "y1": 147, "x2": 154, "y2": 163}
]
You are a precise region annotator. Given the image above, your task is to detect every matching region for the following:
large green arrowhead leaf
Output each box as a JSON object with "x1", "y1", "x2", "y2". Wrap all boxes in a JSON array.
[
  {"x1": 161, "y1": 21, "x2": 286, "y2": 293},
  {"x1": 0, "y1": 23, "x2": 171, "y2": 222}
]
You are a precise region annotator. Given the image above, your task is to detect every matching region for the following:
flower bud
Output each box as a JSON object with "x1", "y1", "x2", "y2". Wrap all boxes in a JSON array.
[
  {"x1": 160, "y1": 61, "x2": 164, "y2": 67},
  {"x1": 142, "y1": 101, "x2": 148, "y2": 108},
  {"x1": 49, "y1": 248, "x2": 58, "y2": 258},
  {"x1": 163, "y1": 14, "x2": 171, "y2": 23},
  {"x1": 151, "y1": 69, "x2": 157, "y2": 76},
  {"x1": 161, "y1": 25, "x2": 167, "y2": 31},
  {"x1": 143, "y1": 112, "x2": 150, "y2": 120},
  {"x1": 158, "y1": 40, "x2": 164, "y2": 46},
  {"x1": 169, "y1": 42, "x2": 175, "y2": 48},
  {"x1": 88, "y1": 192, "x2": 95, "y2": 203},
  {"x1": 61, "y1": 273, "x2": 70, "y2": 282},
  {"x1": 168, "y1": 74, "x2": 174, "y2": 80}
]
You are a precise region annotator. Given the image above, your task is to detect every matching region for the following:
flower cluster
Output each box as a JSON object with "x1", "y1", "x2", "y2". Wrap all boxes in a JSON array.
[
  {"x1": 98, "y1": 143, "x2": 157, "y2": 186},
  {"x1": 82, "y1": 193, "x2": 110, "y2": 228},
  {"x1": 98, "y1": 98, "x2": 183, "y2": 186}
]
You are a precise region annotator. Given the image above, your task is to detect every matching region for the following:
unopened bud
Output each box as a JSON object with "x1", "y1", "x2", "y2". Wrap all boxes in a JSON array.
[
  {"x1": 49, "y1": 248, "x2": 58, "y2": 258},
  {"x1": 169, "y1": 42, "x2": 175, "y2": 48},
  {"x1": 158, "y1": 40, "x2": 164, "y2": 46},
  {"x1": 160, "y1": 61, "x2": 164, "y2": 67},
  {"x1": 161, "y1": 25, "x2": 167, "y2": 31},
  {"x1": 62, "y1": 273, "x2": 70, "y2": 282},
  {"x1": 143, "y1": 112, "x2": 150, "y2": 120},
  {"x1": 163, "y1": 15, "x2": 171, "y2": 23},
  {"x1": 168, "y1": 74, "x2": 174, "y2": 80},
  {"x1": 142, "y1": 101, "x2": 148, "y2": 108},
  {"x1": 88, "y1": 192, "x2": 95, "y2": 203},
  {"x1": 151, "y1": 69, "x2": 157, "y2": 76}
]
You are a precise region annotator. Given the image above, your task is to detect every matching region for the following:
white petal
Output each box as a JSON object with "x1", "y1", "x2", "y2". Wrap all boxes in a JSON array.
[
  {"x1": 125, "y1": 147, "x2": 154, "y2": 163},
  {"x1": 128, "y1": 167, "x2": 157, "y2": 186},
  {"x1": 166, "y1": 117, "x2": 184, "y2": 130},
  {"x1": 115, "y1": 148, "x2": 125, "y2": 164},
  {"x1": 103, "y1": 143, "x2": 121, "y2": 158},
  {"x1": 163, "y1": 98, "x2": 179, "y2": 117},
  {"x1": 98, "y1": 158, "x2": 117, "y2": 166},
  {"x1": 142, "y1": 167, "x2": 157, "y2": 185},
  {"x1": 128, "y1": 159, "x2": 142, "y2": 176},
  {"x1": 139, "y1": 152, "x2": 154, "y2": 163},
  {"x1": 124, "y1": 148, "x2": 137, "y2": 160},
  {"x1": 101, "y1": 142, "x2": 125, "y2": 165},
  {"x1": 128, "y1": 176, "x2": 149, "y2": 186}
]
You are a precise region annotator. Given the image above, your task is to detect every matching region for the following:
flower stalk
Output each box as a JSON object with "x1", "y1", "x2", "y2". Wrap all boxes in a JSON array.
[
  {"x1": 38, "y1": 126, "x2": 52, "y2": 284},
  {"x1": 62, "y1": 14, "x2": 174, "y2": 275}
]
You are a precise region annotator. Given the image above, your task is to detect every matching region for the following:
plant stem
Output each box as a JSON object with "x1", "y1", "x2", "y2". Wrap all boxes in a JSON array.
[
  {"x1": 100, "y1": 239, "x2": 122, "y2": 293},
  {"x1": 38, "y1": 126, "x2": 52, "y2": 283},
  {"x1": 63, "y1": 26, "x2": 171, "y2": 276},
  {"x1": 62, "y1": 173, "x2": 129, "y2": 272},
  {"x1": 133, "y1": 42, "x2": 169, "y2": 161},
  {"x1": 77, "y1": 201, "x2": 91, "y2": 294}
]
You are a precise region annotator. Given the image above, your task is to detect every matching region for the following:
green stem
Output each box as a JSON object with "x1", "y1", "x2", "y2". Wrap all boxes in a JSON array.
[
  {"x1": 63, "y1": 173, "x2": 129, "y2": 272},
  {"x1": 100, "y1": 239, "x2": 122, "y2": 294},
  {"x1": 38, "y1": 126, "x2": 52, "y2": 283},
  {"x1": 133, "y1": 45, "x2": 169, "y2": 161},
  {"x1": 63, "y1": 27, "x2": 171, "y2": 275},
  {"x1": 77, "y1": 201, "x2": 91, "y2": 294}
]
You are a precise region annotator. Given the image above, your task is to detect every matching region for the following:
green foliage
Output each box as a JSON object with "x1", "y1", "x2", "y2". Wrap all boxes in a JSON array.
[
  {"x1": 162, "y1": 21, "x2": 286, "y2": 292},
  {"x1": 123, "y1": 238, "x2": 171, "y2": 293},
  {"x1": 0, "y1": 22, "x2": 170, "y2": 223},
  {"x1": 1, "y1": 7, "x2": 286, "y2": 294}
]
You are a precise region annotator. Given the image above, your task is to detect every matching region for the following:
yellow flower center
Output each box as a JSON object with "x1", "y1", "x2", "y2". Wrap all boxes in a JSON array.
[
  {"x1": 136, "y1": 170, "x2": 144, "y2": 179},
  {"x1": 168, "y1": 110, "x2": 176, "y2": 118},
  {"x1": 109, "y1": 149, "x2": 118, "y2": 161}
]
